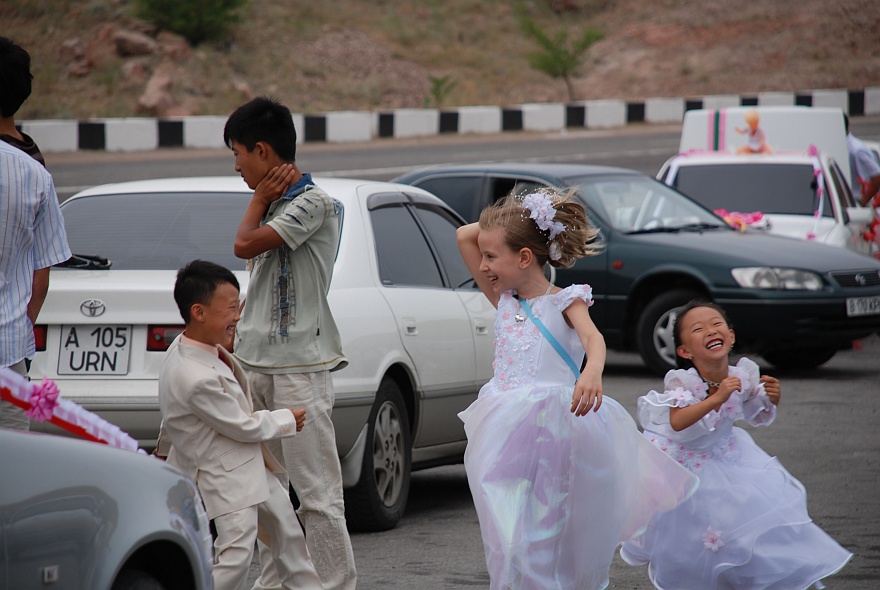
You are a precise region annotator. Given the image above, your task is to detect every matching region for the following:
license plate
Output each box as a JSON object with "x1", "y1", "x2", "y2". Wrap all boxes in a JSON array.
[
  {"x1": 58, "y1": 325, "x2": 132, "y2": 375},
  {"x1": 846, "y1": 296, "x2": 880, "y2": 317}
]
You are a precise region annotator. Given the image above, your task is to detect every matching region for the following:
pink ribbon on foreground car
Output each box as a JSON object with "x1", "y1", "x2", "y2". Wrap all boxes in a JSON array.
[{"x1": 0, "y1": 367, "x2": 141, "y2": 453}]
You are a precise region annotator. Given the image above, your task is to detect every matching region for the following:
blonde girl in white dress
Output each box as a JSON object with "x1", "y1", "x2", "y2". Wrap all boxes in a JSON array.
[{"x1": 456, "y1": 188, "x2": 698, "y2": 590}]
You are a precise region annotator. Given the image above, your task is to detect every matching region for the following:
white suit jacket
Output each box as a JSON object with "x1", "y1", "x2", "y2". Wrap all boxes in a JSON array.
[{"x1": 158, "y1": 336, "x2": 296, "y2": 519}]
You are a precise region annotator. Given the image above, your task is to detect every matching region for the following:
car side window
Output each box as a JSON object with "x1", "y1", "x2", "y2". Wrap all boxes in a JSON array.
[
  {"x1": 413, "y1": 176, "x2": 483, "y2": 222},
  {"x1": 489, "y1": 178, "x2": 545, "y2": 205},
  {"x1": 828, "y1": 159, "x2": 857, "y2": 208},
  {"x1": 410, "y1": 205, "x2": 475, "y2": 289},
  {"x1": 371, "y1": 204, "x2": 444, "y2": 287}
]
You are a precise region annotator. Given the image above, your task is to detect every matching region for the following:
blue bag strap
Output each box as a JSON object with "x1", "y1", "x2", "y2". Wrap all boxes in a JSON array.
[{"x1": 517, "y1": 297, "x2": 581, "y2": 382}]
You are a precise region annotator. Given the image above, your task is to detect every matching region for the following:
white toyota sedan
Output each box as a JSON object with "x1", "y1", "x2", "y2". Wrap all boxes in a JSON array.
[{"x1": 30, "y1": 176, "x2": 495, "y2": 531}]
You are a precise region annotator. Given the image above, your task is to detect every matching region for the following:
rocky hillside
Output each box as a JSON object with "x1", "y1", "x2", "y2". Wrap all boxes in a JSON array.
[{"x1": 6, "y1": 0, "x2": 880, "y2": 120}]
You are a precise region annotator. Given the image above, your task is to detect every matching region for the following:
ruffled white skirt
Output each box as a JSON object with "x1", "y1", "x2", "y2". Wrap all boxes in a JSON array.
[
  {"x1": 460, "y1": 384, "x2": 698, "y2": 590},
  {"x1": 619, "y1": 427, "x2": 852, "y2": 589}
]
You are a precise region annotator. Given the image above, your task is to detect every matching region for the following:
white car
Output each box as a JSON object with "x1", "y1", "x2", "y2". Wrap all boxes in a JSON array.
[
  {"x1": 658, "y1": 106, "x2": 875, "y2": 255},
  {"x1": 30, "y1": 176, "x2": 496, "y2": 531},
  {"x1": 657, "y1": 151, "x2": 874, "y2": 254}
]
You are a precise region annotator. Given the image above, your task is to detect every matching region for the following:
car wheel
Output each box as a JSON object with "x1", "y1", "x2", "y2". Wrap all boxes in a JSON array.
[
  {"x1": 344, "y1": 377, "x2": 412, "y2": 532},
  {"x1": 111, "y1": 569, "x2": 166, "y2": 590},
  {"x1": 761, "y1": 347, "x2": 837, "y2": 370},
  {"x1": 636, "y1": 289, "x2": 702, "y2": 375}
]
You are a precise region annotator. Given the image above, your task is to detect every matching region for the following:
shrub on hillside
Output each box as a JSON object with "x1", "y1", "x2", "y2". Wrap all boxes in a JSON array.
[
  {"x1": 518, "y1": 12, "x2": 604, "y2": 102},
  {"x1": 133, "y1": 0, "x2": 248, "y2": 45}
]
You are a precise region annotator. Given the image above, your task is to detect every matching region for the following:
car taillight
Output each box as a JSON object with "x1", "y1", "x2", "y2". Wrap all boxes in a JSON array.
[
  {"x1": 147, "y1": 325, "x2": 184, "y2": 351},
  {"x1": 33, "y1": 325, "x2": 47, "y2": 351}
]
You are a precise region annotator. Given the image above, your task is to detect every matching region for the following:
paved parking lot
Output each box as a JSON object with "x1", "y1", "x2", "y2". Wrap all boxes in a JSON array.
[{"x1": 247, "y1": 333, "x2": 880, "y2": 589}]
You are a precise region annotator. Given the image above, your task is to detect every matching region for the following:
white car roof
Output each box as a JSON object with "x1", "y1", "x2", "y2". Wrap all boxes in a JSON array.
[
  {"x1": 68, "y1": 175, "x2": 441, "y2": 205},
  {"x1": 668, "y1": 152, "x2": 820, "y2": 165}
]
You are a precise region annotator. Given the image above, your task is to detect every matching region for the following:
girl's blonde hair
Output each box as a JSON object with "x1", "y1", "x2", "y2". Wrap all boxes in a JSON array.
[{"x1": 478, "y1": 187, "x2": 603, "y2": 268}]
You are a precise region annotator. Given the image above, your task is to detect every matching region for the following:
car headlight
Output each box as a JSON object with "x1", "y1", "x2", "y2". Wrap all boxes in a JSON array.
[{"x1": 731, "y1": 267, "x2": 824, "y2": 290}]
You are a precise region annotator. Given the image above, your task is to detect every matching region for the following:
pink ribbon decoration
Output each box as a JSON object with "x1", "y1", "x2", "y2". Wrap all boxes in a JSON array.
[
  {"x1": 714, "y1": 209, "x2": 765, "y2": 231},
  {"x1": 26, "y1": 378, "x2": 60, "y2": 422}
]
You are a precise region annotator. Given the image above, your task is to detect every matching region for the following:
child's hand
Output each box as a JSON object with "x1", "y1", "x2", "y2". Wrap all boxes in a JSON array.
[
  {"x1": 254, "y1": 163, "x2": 296, "y2": 206},
  {"x1": 760, "y1": 375, "x2": 781, "y2": 406},
  {"x1": 712, "y1": 376, "x2": 741, "y2": 404},
  {"x1": 571, "y1": 371, "x2": 602, "y2": 416},
  {"x1": 290, "y1": 408, "x2": 307, "y2": 431}
]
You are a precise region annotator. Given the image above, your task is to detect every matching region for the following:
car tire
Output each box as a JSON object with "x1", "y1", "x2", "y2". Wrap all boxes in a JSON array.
[
  {"x1": 111, "y1": 569, "x2": 166, "y2": 590},
  {"x1": 344, "y1": 377, "x2": 412, "y2": 532},
  {"x1": 636, "y1": 289, "x2": 702, "y2": 375},
  {"x1": 761, "y1": 347, "x2": 837, "y2": 370}
]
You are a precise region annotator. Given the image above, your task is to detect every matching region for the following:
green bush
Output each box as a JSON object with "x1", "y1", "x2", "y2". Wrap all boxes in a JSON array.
[
  {"x1": 424, "y1": 75, "x2": 458, "y2": 109},
  {"x1": 133, "y1": 0, "x2": 249, "y2": 45},
  {"x1": 518, "y1": 12, "x2": 604, "y2": 102}
]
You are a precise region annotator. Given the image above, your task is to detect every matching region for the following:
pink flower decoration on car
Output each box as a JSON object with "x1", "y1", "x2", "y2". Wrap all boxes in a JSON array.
[
  {"x1": 26, "y1": 378, "x2": 60, "y2": 422},
  {"x1": 714, "y1": 209, "x2": 765, "y2": 232},
  {"x1": 702, "y1": 526, "x2": 725, "y2": 552},
  {"x1": 807, "y1": 144, "x2": 819, "y2": 157}
]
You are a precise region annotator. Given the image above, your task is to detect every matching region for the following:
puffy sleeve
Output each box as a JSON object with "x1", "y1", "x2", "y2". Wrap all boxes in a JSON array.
[
  {"x1": 550, "y1": 284, "x2": 593, "y2": 311},
  {"x1": 637, "y1": 368, "x2": 718, "y2": 441},
  {"x1": 735, "y1": 357, "x2": 777, "y2": 427}
]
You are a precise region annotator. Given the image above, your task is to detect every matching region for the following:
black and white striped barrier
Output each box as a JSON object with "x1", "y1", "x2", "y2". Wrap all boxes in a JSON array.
[{"x1": 20, "y1": 87, "x2": 880, "y2": 153}]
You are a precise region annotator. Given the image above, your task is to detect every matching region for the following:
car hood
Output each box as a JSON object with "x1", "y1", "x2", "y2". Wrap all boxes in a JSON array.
[{"x1": 627, "y1": 229, "x2": 880, "y2": 273}]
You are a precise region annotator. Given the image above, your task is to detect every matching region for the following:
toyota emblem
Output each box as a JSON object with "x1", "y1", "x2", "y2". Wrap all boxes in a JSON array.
[{"x1": 80, "y1": 299, "x2": 106, "y2": 317}]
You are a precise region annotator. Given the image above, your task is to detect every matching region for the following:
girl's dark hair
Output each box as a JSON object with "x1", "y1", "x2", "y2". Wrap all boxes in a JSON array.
[
  {"x1": 173, "y1": 260, "x2": 240, "y2": 323},
  {"x1": 223, "y1": 96, "x2": 297, "y2": 162},
  {"x1": 672, "y1": 299, "x2": 732, "y2": 369},
  {"x1": 478, "y1": 187, "x2": 603, "y2": 269}
]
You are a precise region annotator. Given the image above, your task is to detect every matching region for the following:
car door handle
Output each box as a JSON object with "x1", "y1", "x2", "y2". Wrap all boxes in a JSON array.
[
  {"x1": 402, "y1": 318, "x2": 418, "y2": 336},
  {"x1": 474, "y1": 319, "x2": 488, "y2": 335}
]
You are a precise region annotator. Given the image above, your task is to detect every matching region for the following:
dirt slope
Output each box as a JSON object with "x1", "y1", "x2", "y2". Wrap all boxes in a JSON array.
[{"x1": 5, "y1": 0, "x2": 880, "y2": 119}]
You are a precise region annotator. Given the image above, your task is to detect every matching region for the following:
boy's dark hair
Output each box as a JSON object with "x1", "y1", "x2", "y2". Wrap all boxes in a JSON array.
[
  {"x1": 672, "y1": 299, "x2": 732, "y2": 369},
  {"x1": 0, "y1": 37, "x2": 33, "y2": 118},
  {"x1": 174, "y1": 260, "x2": 240, "y2": 324},
  {"x1": 223, "y1": 96, "x2": 297, "y2": 162}
]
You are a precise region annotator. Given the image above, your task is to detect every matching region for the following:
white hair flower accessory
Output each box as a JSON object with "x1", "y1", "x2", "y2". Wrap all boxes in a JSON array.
[{"x1": 522, "y1": 193, "x2": 565, "y2": 260}]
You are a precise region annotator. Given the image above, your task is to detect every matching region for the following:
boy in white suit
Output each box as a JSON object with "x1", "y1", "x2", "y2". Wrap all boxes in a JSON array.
[{"x1": 158, "y1": 259, "x2": 323, "y2": 590}]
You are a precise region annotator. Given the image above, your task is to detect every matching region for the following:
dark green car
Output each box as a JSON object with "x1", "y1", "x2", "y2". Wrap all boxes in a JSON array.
[{"x1": 394, "y1": 163, "x2": 880, "y2": 374}]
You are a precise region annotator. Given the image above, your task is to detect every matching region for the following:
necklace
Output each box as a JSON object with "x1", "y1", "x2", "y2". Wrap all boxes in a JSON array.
[
  {"x1": 698, "y1": 372, "x2": 724, "y2": 389},
  {"x1": 514, "y1": 284, "x2": 554, "y2": 322}
]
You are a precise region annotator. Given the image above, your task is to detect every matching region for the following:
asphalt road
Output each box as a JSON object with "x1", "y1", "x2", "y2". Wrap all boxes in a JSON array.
[
  {"x1": 45, "y1": 120, "x2": 880, "y2": 589},
  {"x1": 45, "y1": 115, "x2": 880, "y2": 202}
]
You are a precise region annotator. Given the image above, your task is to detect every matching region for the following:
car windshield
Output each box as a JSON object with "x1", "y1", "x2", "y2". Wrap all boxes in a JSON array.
[
  {"x1": 59, "y1": 192, "x2": 250, "y2": 270},
  {"x1": 567, "y1": 174, "x2": 727, "y2": 233},
  {"x1": 671, "y1": 162, "x2": 832, "y2": 217}
]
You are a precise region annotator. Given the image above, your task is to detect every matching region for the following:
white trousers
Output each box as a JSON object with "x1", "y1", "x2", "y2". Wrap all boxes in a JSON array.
[
  {"x1": 212, "y1": 467, "x2": 322, "y2": 590},
  {"x1": 247, "y1": 370, "x2": 357, "y2": 590}
]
